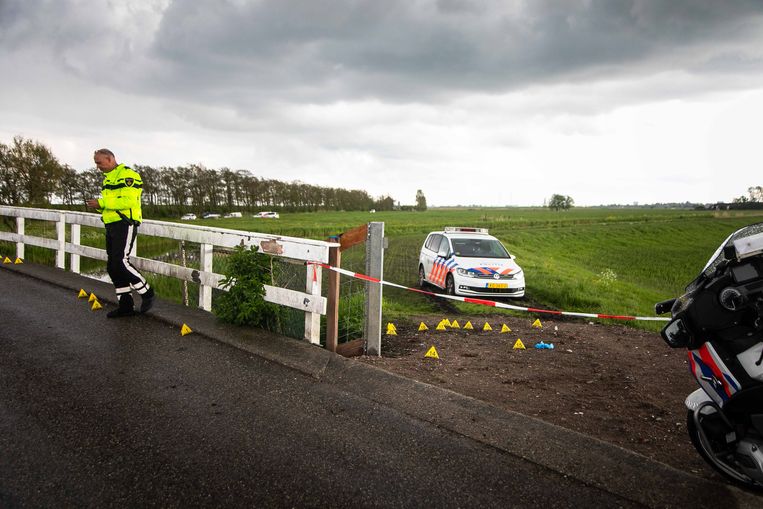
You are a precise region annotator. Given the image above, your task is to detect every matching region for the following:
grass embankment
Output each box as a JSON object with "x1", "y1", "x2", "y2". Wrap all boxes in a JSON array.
[
  {"x1": 4, "y1": 208, "x2": 763, "y2": 334},
  {"x1": 217, "y1": 207, "x2": 763, "y2": 330}
]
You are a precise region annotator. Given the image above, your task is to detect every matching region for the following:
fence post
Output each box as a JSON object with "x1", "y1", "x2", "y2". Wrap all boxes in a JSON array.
[
  {"x1": 56, "y1": 213, "x2": 66, "y2": 269},
  {"x1": 325, "y1": 244, "x2": 341, "y2": 352},
  {"x1": 199, "y1": 243, "x2": 213, "y2": 311},
  {"x1": 16, "y1": 217, "x2": 24, "y2": 260},
  {"x1": 364, "y1": 222, "x2": 384, "y2": 356},
  {"x1": 304, "y1": 263, "x2": 321, "y2": 344},
  {"x1": 70, "y1": 223, "x2": 81, "y2": 274}
]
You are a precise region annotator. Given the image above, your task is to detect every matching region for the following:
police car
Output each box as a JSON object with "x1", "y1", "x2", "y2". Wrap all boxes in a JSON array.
[{"x1": 418, "y1": 227, "x2": 525, "y2": 298}]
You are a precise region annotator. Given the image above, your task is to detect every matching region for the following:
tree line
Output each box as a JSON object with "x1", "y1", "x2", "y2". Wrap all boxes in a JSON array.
[
  {"x1": 733, "y1": 186, "x2": 763, "y2": 204},
  {"x1": 0, "y1": 136, "x2": 410, "y2": 217}
]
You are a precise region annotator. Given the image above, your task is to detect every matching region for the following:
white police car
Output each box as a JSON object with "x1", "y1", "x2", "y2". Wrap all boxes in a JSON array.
[{"x1": 418, "y1": 227, "x2": 525, "y2": 298}]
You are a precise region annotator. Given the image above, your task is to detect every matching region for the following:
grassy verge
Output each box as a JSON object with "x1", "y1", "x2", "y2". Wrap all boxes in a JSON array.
[{"x1": 4, "y1": 208, "x2": 763, "y2": 335}]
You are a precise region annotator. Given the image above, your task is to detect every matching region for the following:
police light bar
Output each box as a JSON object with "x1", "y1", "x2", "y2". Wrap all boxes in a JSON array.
[
  {"x1": 733, "y1": 232, "x2": 763, "y2": 260},
  {"x1": 444, "y1": 227, "x2": 489, "y2": 234}
]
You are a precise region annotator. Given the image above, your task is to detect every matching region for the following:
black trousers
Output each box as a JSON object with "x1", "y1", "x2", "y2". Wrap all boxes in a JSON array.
[{"x1": 105, "y1": 220, "x2": 149, "y2": 297}]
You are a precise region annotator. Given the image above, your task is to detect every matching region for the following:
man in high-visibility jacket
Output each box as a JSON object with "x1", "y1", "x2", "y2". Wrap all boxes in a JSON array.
[{"x1": 86, "y1": 148, "x2": 155, "y2": 317}]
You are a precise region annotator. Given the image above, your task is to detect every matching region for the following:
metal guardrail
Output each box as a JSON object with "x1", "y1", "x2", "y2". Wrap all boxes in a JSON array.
[{"x1": 0, "y1": 206, "x2": 339, "y2": 344}]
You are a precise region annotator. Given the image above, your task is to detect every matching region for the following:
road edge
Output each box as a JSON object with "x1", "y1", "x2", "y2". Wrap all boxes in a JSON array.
[{"x1": 3, "y1": 262, "x2": 760, "y2": 508}]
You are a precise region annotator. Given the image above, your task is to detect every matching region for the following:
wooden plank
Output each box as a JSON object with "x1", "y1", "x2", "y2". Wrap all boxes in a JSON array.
[
  {"x1": 339, "y1": 223, "x2": 368, "y2": 251},
  {"x1": 140, "y1": 221, "x2": 335, "y2": 263},
  {"x1": 263, "y1": 285, "x2": 326, "y2": 315},
  {"x1": 130, "y1": 257, "x2": 224, "y2": 287},
  {"x1": 0, "y1": 206, "x2": 64, "y2": 222},
  {"x1": 65, "y1": 243, "x2": 108, "y2": 261},
  {"x1": 0, "y1": 234, "x2": 59, "y2": 250}
]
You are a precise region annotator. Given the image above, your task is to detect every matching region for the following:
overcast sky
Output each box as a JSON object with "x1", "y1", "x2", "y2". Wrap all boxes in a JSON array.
[{"x1": 2, "y1": 0, "x2": 763, "y2": 206}]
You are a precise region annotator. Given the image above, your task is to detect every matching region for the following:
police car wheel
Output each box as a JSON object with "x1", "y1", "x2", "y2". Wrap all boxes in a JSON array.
[
  {"x1": 445, "y1": 274, "x2": 455, "y2": 295},
  {"x1": 418, "y1": 266, "x2": 427, "y2": 288}
]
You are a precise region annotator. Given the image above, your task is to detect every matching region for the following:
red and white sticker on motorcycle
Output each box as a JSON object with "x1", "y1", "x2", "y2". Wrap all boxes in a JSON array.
[{"x1": 688, "y1": 343, "x2": 741, "y2": 404}]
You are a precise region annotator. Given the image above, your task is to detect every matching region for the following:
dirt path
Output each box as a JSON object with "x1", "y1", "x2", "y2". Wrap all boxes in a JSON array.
[{"x1": 357, "y1": 314, "x2": 719, "y2": 481}]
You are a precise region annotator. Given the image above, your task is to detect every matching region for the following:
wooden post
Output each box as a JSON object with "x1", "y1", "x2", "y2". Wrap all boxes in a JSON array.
[
  {"x1": 364, "y1": 222, "x2": 384, "y2": 356},
  {"x1": 304, "y1": 263, "x2": 322, "y2": 344},
  {"x1": 199, "y1": 243, "x2": 213, "y2": 311},
  {"x1": 325, "y1": 244, "x2": 340, "y2": 352},
  {"x1": 56, "y1": 213, "x2": 66, "y2": 269},
  {"x1": 70, "y1": 223, "x2": 81, "y2": 274},
  {"x1": 16, "y1": 216, "x2": 24, "y2": 261}
]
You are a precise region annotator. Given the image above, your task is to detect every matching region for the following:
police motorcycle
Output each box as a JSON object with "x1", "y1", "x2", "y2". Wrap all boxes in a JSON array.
[{"x1": 655, "y1": 222, "x2": 763, "y2": 490}]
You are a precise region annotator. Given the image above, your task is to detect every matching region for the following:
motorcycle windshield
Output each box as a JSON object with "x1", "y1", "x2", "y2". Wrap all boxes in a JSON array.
[{"x1": 688, "y1": 222, "x2": 763, "y2": 292}]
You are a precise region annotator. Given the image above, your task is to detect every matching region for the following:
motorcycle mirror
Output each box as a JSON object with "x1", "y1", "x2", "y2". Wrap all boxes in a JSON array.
[{"x1": 655, "y1": 298, "x2": 676, "y2": 315}]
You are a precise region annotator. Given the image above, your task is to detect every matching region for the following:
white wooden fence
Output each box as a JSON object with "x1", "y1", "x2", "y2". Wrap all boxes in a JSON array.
[{"x1": 0, "y1": 206, "x2": 339, "y2": 344}]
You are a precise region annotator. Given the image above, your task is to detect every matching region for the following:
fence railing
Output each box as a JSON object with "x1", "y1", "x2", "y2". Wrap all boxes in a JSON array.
[{"x1": 0, "y1": 206, "x2": 339, "y2": 345}]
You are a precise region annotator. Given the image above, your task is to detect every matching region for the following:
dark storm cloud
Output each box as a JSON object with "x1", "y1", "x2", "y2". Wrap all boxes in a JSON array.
[
  {"x1": 2, "y1": 0, "x2": 763, "y2": 105},
  {"x1": 142, "y1": 0, "x2": 763, "y2": 101}
]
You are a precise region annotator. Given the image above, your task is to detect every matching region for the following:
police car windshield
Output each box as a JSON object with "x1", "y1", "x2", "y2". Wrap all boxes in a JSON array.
[{"x1": 451, "y1": 238, "x2": 510, "y2": 258}]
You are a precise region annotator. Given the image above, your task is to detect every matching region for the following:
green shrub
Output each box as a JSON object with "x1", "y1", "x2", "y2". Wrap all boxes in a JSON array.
[{"x1": 213, "y1": 245, "x2": 281, "y2": 329}]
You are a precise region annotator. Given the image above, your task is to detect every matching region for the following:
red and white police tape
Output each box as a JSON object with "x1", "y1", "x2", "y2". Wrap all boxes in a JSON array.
[{"x1": 307, "y1": 262, "x2": 670, "y2": 322}]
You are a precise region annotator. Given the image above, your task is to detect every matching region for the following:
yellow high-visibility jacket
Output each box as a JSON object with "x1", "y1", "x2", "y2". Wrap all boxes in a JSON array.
[{"x1": 97, "y1": 164, "x2": 143, "y2": 224}]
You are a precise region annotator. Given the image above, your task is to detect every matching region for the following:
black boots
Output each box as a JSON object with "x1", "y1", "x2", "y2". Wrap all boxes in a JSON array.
[
  {"x1": 140, "y1": 287, "x2": 155, "y2": 314},
  {"x1": 106, "y1": 288, "x2": 154, "y2": 318},
  {"x1": 107, "y1": 294, "x2": 136, "y2": 318}
]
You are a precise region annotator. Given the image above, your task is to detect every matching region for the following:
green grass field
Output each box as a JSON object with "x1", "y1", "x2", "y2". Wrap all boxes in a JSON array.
[{"x1": 4, "y1": 207, "x2": 763, "y2": 335}]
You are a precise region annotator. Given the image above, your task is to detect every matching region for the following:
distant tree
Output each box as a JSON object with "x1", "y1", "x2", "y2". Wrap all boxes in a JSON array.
[
  {"x1": 548, "y1": 193, "x2": 574, "y2": 211},
  {"x1": 733, "y1": 186, "x2": 762, "y2": 204},
  {"x1": 375, "y1": 195, "x2": 395, "y2": 211},
  {"x1": 415, "y1": 189, "x2": 427, "y2": 211},
  {"x1": 0, "y1": 136, "x2": 64, "y2": 206}
]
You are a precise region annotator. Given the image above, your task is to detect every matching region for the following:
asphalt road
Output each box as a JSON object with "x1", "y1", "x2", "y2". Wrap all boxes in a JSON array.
[
  {"x1": 0, "y1": 269, "x2": 632, "y2": 507},
  {"x1": 0, "y1": 265, "x2": 760, "y2": 508}
]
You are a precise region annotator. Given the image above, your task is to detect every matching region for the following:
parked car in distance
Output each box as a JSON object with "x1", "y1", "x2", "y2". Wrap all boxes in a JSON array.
[
  {"x1": 253, "y1": 211, "x2": 279, "y2": 219},
  {"x1": 180, "y1": 213, "x2": 197, "y2": 220},
  {"x1": 202, "y1": 212, "x2": 221, "y2": 219},
  {"x1": 223, "y1": 212, "x2": 242, "y2": 218},
  {"x1": 418, "y1": 227, "x2": 525, "y2": 298}
]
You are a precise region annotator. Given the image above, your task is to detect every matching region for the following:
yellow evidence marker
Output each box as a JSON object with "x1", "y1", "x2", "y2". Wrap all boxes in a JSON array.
[
  {"x1": 91, "y1": 300, "x2": 102, "y2": 311},
  {"x1": 532, "y1": 319, "x2": 543, "y2": 328},
  {"x1": 181, "y1": 324, "x2": 193, "y2": 336},
  {"x1": 424, "y1": 346, "x2": 440, "y2": 359},
  {"x1": 500, "y1": 324, "x2": 511, "y2": 333},
  {"x1": 418, "y1": 322, "x2": 429, "y2": 331},
  {"x1": 442, "y1": 318, "x2": 452, "y2": 327},
  {"x1": 386, "y1": 323, "x2": 397, "y2": 335},
  {"x1": 463, "y1": 321, "x2": 474, "y2": 330},
  {"x1": 451, "y1": 320, "x2": 460, "y2": 329},
  {"x1": 482, "y1": 322, "x2": 492, "y2": 331},
  {"x1": 2, "y1": 257, "x2": 11, "y2": 264},
  {"x1": 78, "y1": 289, "x2": 88, "y2": 298},
  {"x1": 513, "y1": 339, "x2": 526, "y2": 350},
  {"x1": 88, "y1": 293, "x2": 97, "y2": 303},
  {"x1": 435, "y1": 322, "x2": 447, "y2": 331},
  {"x1": 14, "y1": 257, "x2": 23, "y2": 264}
]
